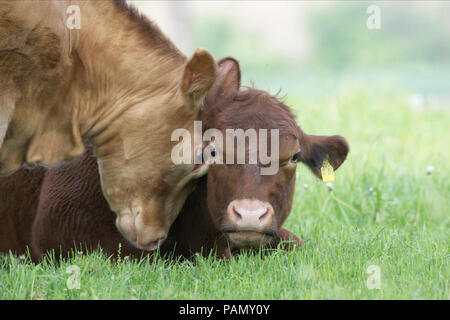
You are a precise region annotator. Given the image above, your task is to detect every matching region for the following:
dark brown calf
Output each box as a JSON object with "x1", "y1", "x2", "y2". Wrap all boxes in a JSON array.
[
  {"x1": 0, "y1": 58, "x2": 349, "y2": 260},
  {"x1": 0, "y1": 166, "x2": 45, "y2": 255},
  {"x1": 195, "y1": 58, "x2": 349, "y2": 252}
]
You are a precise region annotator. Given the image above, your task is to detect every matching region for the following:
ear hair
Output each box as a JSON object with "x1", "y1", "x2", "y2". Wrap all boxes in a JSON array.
[
  {"x1": 300, "y1": 134, "x2": 349, "y2": 179},
  {"x1": 206, "y1": 57, "x2": 241, "y2": 103},
  {"x1": 181, "y1": 49, "x2": 218, "y2": 107}
]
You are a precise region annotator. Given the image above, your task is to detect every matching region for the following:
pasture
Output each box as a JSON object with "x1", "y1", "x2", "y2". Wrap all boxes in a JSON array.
[{"x1": 0, "y1": 85, "x2": 448, "y2": 300}]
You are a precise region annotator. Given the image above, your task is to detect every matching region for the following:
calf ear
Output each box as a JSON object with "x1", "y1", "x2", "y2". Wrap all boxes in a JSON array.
[
  {"x1": 181, "y1": 49, "x2": 218, "y2": 107},
  {"x1": 207, "y1": 57, "x2": 241, "y2": 100},
  {"x1": 300, "y1": 134, "x2": 349, "y2": 179}
]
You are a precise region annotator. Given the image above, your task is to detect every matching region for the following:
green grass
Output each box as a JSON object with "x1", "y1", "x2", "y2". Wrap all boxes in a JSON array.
[{"x1": 0, "y1": 86, "x2": 448, "y2": 300}]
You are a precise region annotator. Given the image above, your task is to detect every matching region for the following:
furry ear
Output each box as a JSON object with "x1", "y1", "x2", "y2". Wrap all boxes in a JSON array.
[
  {"x1": 207, "y1": 57, "x2": 241, "y2": 100},
  {"x1": 181, "y1": 49, "x2": 218, "y2": 106},
  {"x1": 26, "y1": 114, "x2": 85, "y2": 166},
  {"x1": 300, "y1": 134, "x2": 349, "y2": 179}
]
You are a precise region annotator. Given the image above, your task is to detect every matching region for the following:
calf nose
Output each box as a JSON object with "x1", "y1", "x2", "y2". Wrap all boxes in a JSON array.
[
  {"x1": 227, "y1": 199, "x2": 274, "y2": 230},
  {"x1": 116, "y1": 211, "x2": 168, "y2": 251}
]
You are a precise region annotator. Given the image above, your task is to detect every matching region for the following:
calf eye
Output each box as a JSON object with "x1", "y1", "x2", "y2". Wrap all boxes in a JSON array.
[{"x1": 291, "y1": 152, "x2": 301, "y2": 163}]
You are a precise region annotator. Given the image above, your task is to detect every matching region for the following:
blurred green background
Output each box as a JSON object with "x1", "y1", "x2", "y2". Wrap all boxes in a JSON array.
[{"x1": 132, "y1": 1, "x2": 450, "y2": 103}]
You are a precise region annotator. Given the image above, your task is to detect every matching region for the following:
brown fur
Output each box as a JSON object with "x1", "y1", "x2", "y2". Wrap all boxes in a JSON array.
[
  {"x1": 200, "y1": 58, "x2": 349, "y2": 250},
  {"x1": 0, "y1": 0, "x2": 218, "y2": 249},
  {"x1": 0, "y1": 58, "x2": 349, "y2": 261},
  {"x1": 0, "y1": 166, "x2": 45, "y2": 255}
]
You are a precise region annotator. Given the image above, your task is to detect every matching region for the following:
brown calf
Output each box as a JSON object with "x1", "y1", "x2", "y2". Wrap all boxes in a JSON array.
[
  {"x1": 0, "y1": 0, "x2": 217, "y2": 250},
  {"x1": 0, "y1": 58, "x2": 349, "y2": 260}
]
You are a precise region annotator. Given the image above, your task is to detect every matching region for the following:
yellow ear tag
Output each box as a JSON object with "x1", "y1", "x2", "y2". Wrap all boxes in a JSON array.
[{"x1": 320, "y1": 157, "x2": 335, "y2": 182}]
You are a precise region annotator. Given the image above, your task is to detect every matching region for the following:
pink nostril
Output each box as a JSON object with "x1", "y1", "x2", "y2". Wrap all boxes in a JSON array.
[
  {"x1": 231, "y1": 206, "x2": 242, "y2": 221},
  {"x1": 259, "y1": 209, "x2": 270, "y2": 224}
]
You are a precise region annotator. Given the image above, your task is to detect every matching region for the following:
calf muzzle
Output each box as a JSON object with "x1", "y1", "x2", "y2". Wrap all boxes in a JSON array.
[{"x1": 222, "y1": 199, "x2": 276, "y2": 248}]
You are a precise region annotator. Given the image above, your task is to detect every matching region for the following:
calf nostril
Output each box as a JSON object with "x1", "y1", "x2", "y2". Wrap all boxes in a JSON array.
[
  {"x1": 259, "y1": 209, "x2": 270, "y2": 224},
  {"x1": 231, "y1": 206, "x2": 242, "y2": 221}
]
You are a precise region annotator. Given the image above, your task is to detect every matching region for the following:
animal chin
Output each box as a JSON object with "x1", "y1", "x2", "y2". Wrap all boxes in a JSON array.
[
  {"x1": 134, "y1": 237, "x2": 166, "y2": 252},
  {"x1": 146, "y1": 238, "x2": 165, "y2": 251},
  {"x1": 225, "y1": 231, "x2": 273, "y2": 248}
]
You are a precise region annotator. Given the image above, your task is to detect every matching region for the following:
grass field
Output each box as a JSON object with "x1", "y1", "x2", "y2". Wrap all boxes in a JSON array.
[{"x1": 0, "y1": 86, "x2": 448, "y2": 300}]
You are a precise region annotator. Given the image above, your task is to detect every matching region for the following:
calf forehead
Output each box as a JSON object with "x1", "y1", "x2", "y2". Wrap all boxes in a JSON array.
[
  {"x1": 206, "y1": 89, "x2": 299, "y2": 130},
  {"x1": 209, "y1": 164, "x2": 292, "y2": 195},
  {"x1": 216, "y1": 106, "x2": 298, "y2": 132}
]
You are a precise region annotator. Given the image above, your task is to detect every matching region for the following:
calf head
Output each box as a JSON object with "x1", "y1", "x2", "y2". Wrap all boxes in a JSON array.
[
  {"x1": 201, "y1": 58, "x2": 349, "y2": 249},
  {"x1": 92, "y1": 50, "x2": 217, "y2": 251},
  {"x1": 0, "y1": 2, "x2": 217, "y2": 252}
]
